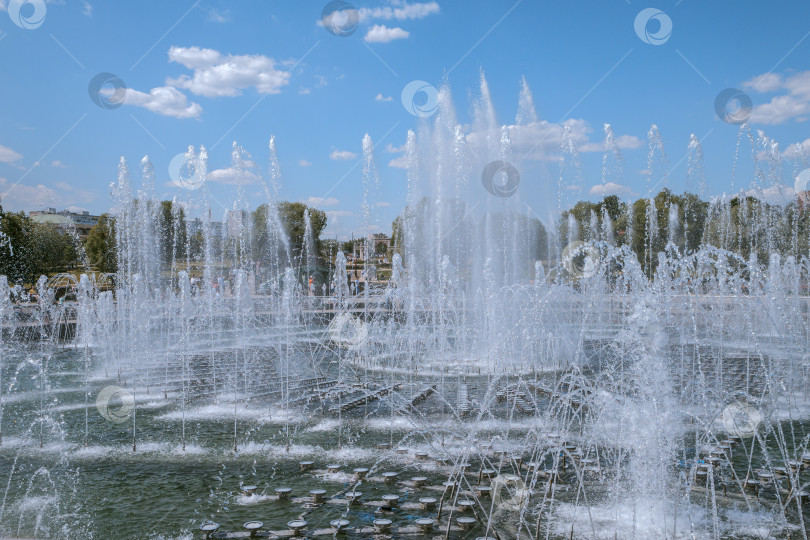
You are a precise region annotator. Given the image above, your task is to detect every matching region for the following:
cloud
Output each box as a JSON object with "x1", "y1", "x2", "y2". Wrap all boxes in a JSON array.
[
  {"x1": 744, "y1": 73, "x2": 782, "y2": 93},
  {"x1": 325, "y1": 210, "x2": 355, "y2": 218},
  {"x1": 0, "y1": 177, "x2": 96, "y2": 211},
  {"x1": 580, "y1": 134, "x2": 643, "y2": 153},
  {"x1": 588, "y1": 182, "x2": 637, "y2": 197},
  {"x1": 376, "y1": 201, "x2": 391, "y2": 207},
  {"x1": 82, "y1": 1, "x2": 92, "y2": 16},
  {"x1": 166, "y1": 46, "x2": 291, "y2": 97},
  {"x1": 124, "y1": 86, "x2": 202, "y2": 119},
  {"x1": 715, "y1": 185, "x2": 798, "y2": 206},
  {"x1": 358, "y1": 2, "x2": 440, "y2": 21},
  {"x1": 207, "y1": 166, "x2": 260, "y2": 185},
  {"x1": 298, "y1": 159, "x2": 312, "y2": 167},
  {"x1": 365, "y1": 24, "x2": 409, "y2": 43},
  {"x1": 783, "y1": 138, "x2": 810, "y2": 158},
  {"x1": 744, "y1": 70, "x2": 810, "y2": 124},
  {"x1": 388, "y1": 156, "x2": 408, "y2": 168},
  {"x1": 465, "y1": 118, "x2": 638, "y2": 162},
  {"x1": 51, "y1": 160, "x2": 68, "y2": 168},
  {"x1": 375, "y1": 93, "x2": 394, "y2": 102},
  {"x1": 385, "y1": 143, "x2": 406, "y2": 153},
  {"x1": 207, "y1": 8, "x2": 230, "y2": 23},
  {"x1": 298, "y1": 87, "x2": 311, "y2": 95},
  {"x1": 330, "y1": 150, "x2": 357, "y2": 161},
  {"x1": 0, "y1": 144, "x2": 23, "y2": 164},
  {"x1": 305, "y1": 196, "x2": 339, "y2": 207}
]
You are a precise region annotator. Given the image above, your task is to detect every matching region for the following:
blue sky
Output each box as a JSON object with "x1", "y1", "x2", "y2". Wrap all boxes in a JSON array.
[{"x1": 1, "y1": 0, "x2": 809, "y2": 238}]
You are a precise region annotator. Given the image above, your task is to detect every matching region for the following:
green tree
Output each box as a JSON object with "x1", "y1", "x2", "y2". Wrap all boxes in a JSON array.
[
  {"x1": 85, "y1": 214, "x2": 117, "y2": 273},
  {"x1": 158, "y1": 200, "x2": 187, "y2": 266},
  {"x1": 276, "y1": 201, "x2": 327, "y2": 258},
  {"x1": 0, "y1": 208, "x2": 33, "y2": 283}
]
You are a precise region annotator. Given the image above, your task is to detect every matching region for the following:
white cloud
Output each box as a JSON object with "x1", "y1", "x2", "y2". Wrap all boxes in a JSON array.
[
  {"x1": 376, "y1": 201, "x2": 391, "y2": 207},
  {"x1": 588, "y1": 182, "x2": 637, "y2": 197},
  {"x1": 375, "y1": 93, "x2": 393, "y2": 102},
  {"x1": 167, "y1": 46, "x2": 291, "y2": 97},
  {"x1": 325, "y1": 210, "x2": 355, "y2": 218},
  {"x1": 330, "y1": 150, "x2": 357, "y2": 161},
  {"x1": 124, "y1": 86, "x2": 202, "y2": 119},
  {"x1": 207, "y1": 167, "x2": 260, "y2": 185},
  {"x1": 365, "y1": 24, "x2": 409, "y2": 43},
  {"x1": 715, "y1": 185, "x2": 798, "y2": 206},
  {"x1": 744, "y1": 73, "x2": 782, "y2": 93},
  {"x1": 305, "y1": 196, "x2": 339, "y2": 207},
  {"x1": 580, "y1": 134, "x2": 643, "y2": 153},
  {"x1": 82, "y1": 1, "x2": 92, "y2": 16},
  {"x1": 0, "y1": 177, "x2": 96, "y2": 211},
  {"x1": 298, "y1": 159, "x2": 312, "y2": 167},
  {"x1": 51, "y1": 160, "x2": 68, "y2": 168},
  {"x1": 207, "y1": 8, "x2": 230, "y2": 23},
  {"x1": 385, "y1": 143, "x2": 406, "y2": 153},
  {"x1": 388, "y1": 156, "x2": 408, "y2": 169},
  {"x1": 466, "y1": 119, "x2": 641, "y2": 162},
  {"x1": 783, "y1": 138, "x2": 810, "y2": 158},
  {"x1": 0, "y1": 144, "x2": 23, "y2": 164},
  {"x1": 358, "y1": 2, "x2": 440, "y2": 21},
  {"x1": 298, "y1": 87, "x2": 311, "y2": 95},
  {"x1": 745, "y1": 70, "x2": 810, "y2": 124}
]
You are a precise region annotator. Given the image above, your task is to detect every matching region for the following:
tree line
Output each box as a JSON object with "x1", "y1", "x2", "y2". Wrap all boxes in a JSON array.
[
  {"x1": 0, "y1": 201, "x2": 328, "y2": 286},
  {"x1": 559, "y1": 189, "x2": 810, "y2": 276}
]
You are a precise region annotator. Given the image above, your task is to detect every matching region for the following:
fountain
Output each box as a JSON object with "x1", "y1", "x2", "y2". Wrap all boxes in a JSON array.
[{"x1": 0, "y1": 74, "x2": 808, "y2": 540}]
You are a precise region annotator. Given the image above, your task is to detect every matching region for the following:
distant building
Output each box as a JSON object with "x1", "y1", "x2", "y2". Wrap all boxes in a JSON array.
[
  {"x1": 29, "y1": 208, "x2": 100, "y2": 240},
  {"x1": 226, "y1": 210, "x2": 249, "y2": 239},
  {"x1": 188, "y1": 217, "x2": 224, "y2": 238},
  {"x1": 355, "y1": 233, "x2": 391, "y2": 260},
  {"x1": 800, "y1": 190, "x2": 810, "y2": 213}
]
